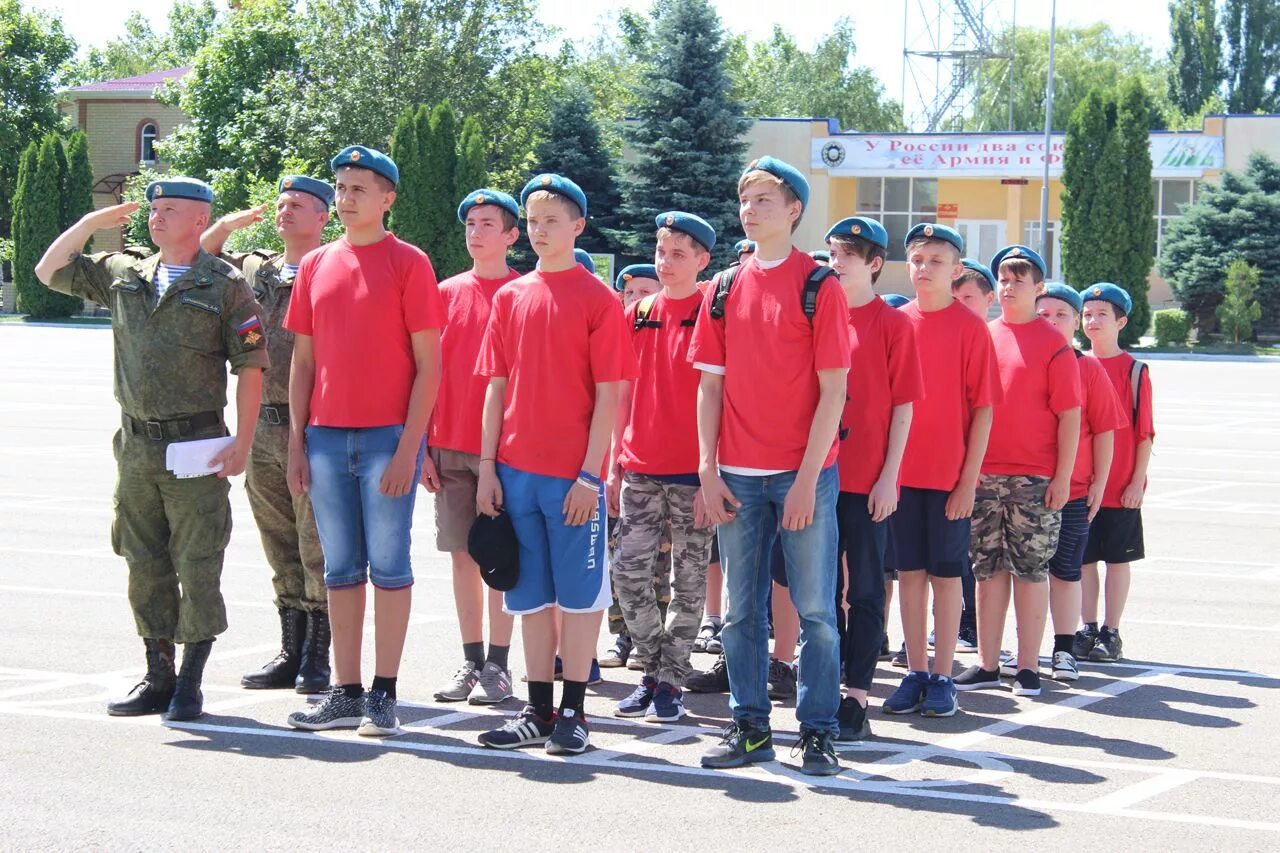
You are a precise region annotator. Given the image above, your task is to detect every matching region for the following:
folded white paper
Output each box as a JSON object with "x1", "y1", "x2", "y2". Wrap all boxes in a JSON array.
[{"x1": 165, "y1": 436, "x2": 236, "y2": 479}]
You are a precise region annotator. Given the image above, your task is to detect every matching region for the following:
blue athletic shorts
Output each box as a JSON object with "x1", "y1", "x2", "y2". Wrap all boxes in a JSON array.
[
  {"x1": 1048, "y1": 496, "x2": 1090, "y2": 582},
  {"x1": 887, "y1": 486, "x2": 971, "y2": 579}
]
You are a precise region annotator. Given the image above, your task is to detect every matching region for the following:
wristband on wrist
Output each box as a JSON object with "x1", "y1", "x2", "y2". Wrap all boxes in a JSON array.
[
  {"x1": 577, "y1": 469, "x2": 602, "y2": 487},
  {"x1": 576, "y1": 477, "x2": 601, "y2": 491}
]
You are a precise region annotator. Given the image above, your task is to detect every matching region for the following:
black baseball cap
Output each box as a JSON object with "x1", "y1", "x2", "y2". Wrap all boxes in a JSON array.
[{"x1": 467, "y1": 511, "x2": 519, "y2": 592}]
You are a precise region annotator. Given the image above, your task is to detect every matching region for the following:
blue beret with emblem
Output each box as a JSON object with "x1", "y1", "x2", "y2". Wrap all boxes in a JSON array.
[
  {"x1": 825, "y1": 216, "x2": 889, "y2": 250},
  {"x1": 1038, "y1": 282, "x2": 1083, "y2": 314},
  {"x1": 278, "y1": 175, "x2": 334, "y2": 208},
  {"x1": 959, "y1": 258, "x2": 996, "y2": 293},
  {"x1": 521, "y1": 173, "x2": 587, "y2": 219},
  {"x1": 655, "y1": 211, "x2": 716, "y2": 251},
  {"x1": 742, "y1": 155, "x2": 810, "y2": 210},
  {"x1": 884, "y1": 293, "x2": 912, "y2": 309},
  {"x1": 905, "y1": 222, "x2": 964, "y2": 254},
  {"x1": 615, "y1": 263, "x2": 658, "y2": 293},
  {"x1": 1081, "y1": 282, "x2": 1132, "y2": 315},
  {"x1": 457, "y1": 188, "x2": 520, "y2": 224},
  {"x1": 573, "y1": 248, "x2": 596, "y2": 274},
  {"x1": 734, "y1": 239, "x2": 756, "y2": 256},
  {"x1": 990, "y1": 244, "x2": 1047, "y2": 280},
  {"x1": 146, "y1": 177, "x2": 213, "y2": 204},
  {"x1": 330, "y1": 145, "x2": 399, "y2": 186}
]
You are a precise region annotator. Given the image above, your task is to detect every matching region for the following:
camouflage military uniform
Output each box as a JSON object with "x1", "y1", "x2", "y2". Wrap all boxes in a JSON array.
[
  {"x1": 47, "y1": 249, "x2": 269, "y2": 643},
  {"x1": 971, "y1": 474, "x2": 1061, "y2": 583},
  {"x1": 614, "y1": 472, "x2": 712, "y2": 684},
  {"x1": 223, "y1": 250, "x2": 325, "y2": 613}
]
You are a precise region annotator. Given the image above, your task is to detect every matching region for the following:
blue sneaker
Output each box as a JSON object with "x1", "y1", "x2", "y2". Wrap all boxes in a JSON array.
[
  {"x1": 615, "y1": 676, "x2": 656, "y2": 717},
  {"x1": 645, "y1": 681, "x2": 685, "y2": 722},
  {"x1": 588, "y1": 658, "x2": 603, "y2": 686},
  {"x1": 883, "y1": 671, "x2": 929, "y2": 714},
  {"x1": 921, "y1": 673, "x2": 958, "y2": 717}
]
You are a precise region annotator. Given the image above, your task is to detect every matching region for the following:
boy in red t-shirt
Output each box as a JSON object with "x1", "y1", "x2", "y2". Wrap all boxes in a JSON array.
[
  {"x1": 689, "y1": 156, "x2": 850, "y2": 776},
  {"x1": 474, "y1": 174, "x2": 636, "y2": 756},
  {"x1": 885, "y1": 223, "x2": 998, "y2": 719},
  {"x1": 953, "y1": 258, "x2": 996, "y2": 320},
  {"x1": 825, "y1": 216, "x2": 923, "y2": 740},
  {"x1": 1035, "y1": 283, "x2": 1126, "y2": 682},
  {"x1": 284, "y1": 146, "x2": 445, "y2": 736},
  {"x1": 955, "y1": 245, "x2": 1081, "y2": 698},
  {"x1": 607, "y1": 211, "x2": 718, "y2": 723},
  {"x1": 422, "y1": 189, "x2": 521, "y2": 706},
  {"x1": 1076, "y1": 283, "x2": 1154, "y2": 663}
]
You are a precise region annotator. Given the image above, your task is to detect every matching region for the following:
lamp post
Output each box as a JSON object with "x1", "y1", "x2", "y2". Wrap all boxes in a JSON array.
[{"x1": 1039, "y1": 0, "x2": 1057, "y2": 260}]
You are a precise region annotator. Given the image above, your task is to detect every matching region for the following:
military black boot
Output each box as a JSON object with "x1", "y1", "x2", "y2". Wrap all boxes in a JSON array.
[
  {"x1": 294, "y1": 609, "x2": 332, "y2": 694},
  {"x1": 164, "y1": 639, "x2": 213, "y2": 722},
  {"x1": 240, "y1": 607, "x2": 305, "y2": 689},
  {"x1": 107, "y1": 638, "x2": 176, "y2": 716}
]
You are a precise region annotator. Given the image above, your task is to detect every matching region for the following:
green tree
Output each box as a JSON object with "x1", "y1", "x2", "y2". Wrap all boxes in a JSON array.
[
  {"x1": 1168, "y1": 0, "x2": 1224, "y2": 116},
  {"x1": 388, "y1": 106, "x2": 428, "y2": 251},
  {"x1": 10, "y1": 143, "x2": 40, "y2": 305},
  {"x1": 14, "y1": 135, "x2": 83, "y2": 318},
  {"x1": 726, "y1": 20, "x2": 904, "y2": 132},
  {"x1": 64, "y1": 133, "x2": 95, "y2": 238},
  {"x1": 421, "y1": 102, "x2": 464, "y2": 277},
  {"x1": 1224, "y1": 0, "x2": 1280, "y2": 112},
  {"x1": 1061, "y1": 89, "x2": 1111, "y2": 293},
  {"x1": 622, "y1": 0, "x2": 750, "y2": 269},
  {"x1": 455, "y1": 116, "x2": 489, "y2": 205},
  {"x1": 0, "y1": 0, "x2": 76, "y2": 239},
  {"x1": 1113, "y1": 79, "x2": 1157, "y2": 345},
  {"x1": 1217, "y1": 259, "x2": 1263, "y2": 343}
]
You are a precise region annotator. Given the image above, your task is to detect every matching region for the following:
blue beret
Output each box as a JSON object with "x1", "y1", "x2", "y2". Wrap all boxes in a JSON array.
[
  {"x1": 655, "y1": 211, "x2": 716, "y2": 251},
  {"x1": 278, "y1": 175, "x2": 334, "y2": 207},
  {"x1": 330, "y1": 145, "x2": 399, "y2": 186},
  {"x1": 573, "y1": 248, "x2": 596, "y2": 274},
  {"x1": 825, "y1": 216, "x2": 889, "y2": 250},
  {"x1": 457, "y1": 188, "x2": 519, "y2": 224},
  {"x1": 884, "y1": 293, "x2": 912, "y2": 309},
  {"x1": 1082, "y1": 282, "x2": 1133, "y2": 315},
  {"x1": 1038, "y1": 282, "x2": 1083, "y2": 314},
  {"x1": 145, "y1": 177, "x2": 213, "y2": 204},
  {"x1": 905, "y1": 222, "x2": 964, "y2": 254},
  {"x1": 615, "y1": 264, "x2": 658, "y2": 292},
  {"x1": 734, "y1": 239, "x2": 756, "y2": 256},
  {"x1": 742, "y1": 155, "x2": 809, "y2": 210},
  {"x1": 959, "y1": 258, "x2": 996, "y2": 292},
  {"x1": 521, "y1": 173, "x2": 587, "y2": 219},
  {"x1": 990, "y1": 244, "x2": 1047, "y2": 279}
]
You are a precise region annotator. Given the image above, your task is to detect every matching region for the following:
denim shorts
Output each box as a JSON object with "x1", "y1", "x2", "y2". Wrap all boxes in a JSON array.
[{"x1": 305, "y1": 425, "x2": 424, "y2": 590}]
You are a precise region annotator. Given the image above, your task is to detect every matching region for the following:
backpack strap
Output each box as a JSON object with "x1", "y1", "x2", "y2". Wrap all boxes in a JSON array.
[
  {"x1": 1128, "y1": 358, "x2": 1147, "y2": 427},
  {"x1": 633, "y1": 293, "x2": 662, "y2": 332},
  {"x1": 708, "y1": 265, "x2": 740, "y2": 320},
  {"x1": 802, "y1": 266, "x2": 839, "y2": 323}
]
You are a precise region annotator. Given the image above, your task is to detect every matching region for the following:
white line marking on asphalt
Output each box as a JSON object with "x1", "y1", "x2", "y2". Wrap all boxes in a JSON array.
[{"x1": 1086, "y1": 769, "x2": 1201, "y2": 811}]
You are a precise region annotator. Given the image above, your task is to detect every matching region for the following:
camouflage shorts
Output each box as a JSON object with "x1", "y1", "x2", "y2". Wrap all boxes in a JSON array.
[{"x1": 971, "y1": 474, "x2": 1061, "y2": 583}]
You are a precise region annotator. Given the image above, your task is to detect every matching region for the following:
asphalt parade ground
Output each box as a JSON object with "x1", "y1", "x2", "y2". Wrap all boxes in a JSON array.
[{"x1": 1, "y1": 324, "x2": 1278, "y2": 851}]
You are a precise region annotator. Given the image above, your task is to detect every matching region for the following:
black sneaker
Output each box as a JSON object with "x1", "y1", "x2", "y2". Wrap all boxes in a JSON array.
[
  {"x1": 956, "y1": 624, "x2": 978, "y2": 652},
  {"x1": 835, "y1": 696, "x2": 871, "y2": 742},
  {"x1": 684, "y1": 654, "x2": 729, "y2": 693},
  {"x1": 878, "y1": 634, "x2": 891, "y2": 661},
  {"x1": 796, "y1": 729, "x2": 841, "y2": 777},
  {"x1": 767, "y1": 659, "x2": 797, "y2": 701},
  {"x1": 700, "y1": 721, "x2": 775, "y2": 769},
  {"x1": 1089, "y1": 627, "x2": 1123, "y2": 662},
  {"x1": 1011, "y1": 668, "x2": 1042, "y2": 696},
  {"x1": 954, "y1": 665, "x2": 1002, "y2": 691},
  {"x1": 478, "y1": 704, "x2": 556, "y2": 750},
  {"x1": 890, "y1": 643, "x2": 908, "y2": 669},
  {"x1": 1072, "y1": 624, "x2": 1100, "y2": 659},
  {"x1": 545, "y1": 708, "x2": 590, "y2": 755}
]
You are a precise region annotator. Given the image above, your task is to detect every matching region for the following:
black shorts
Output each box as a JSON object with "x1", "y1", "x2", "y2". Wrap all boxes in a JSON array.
[
  {"x1": 1048, "y1": 496, "x2": 1090, "y2": 582},
  {"x1": 887, "y1": 486, "x2": 970, "y2": 579},
  {"x1": 1083, "y1": 507, "x2": 1144, "y2": 565}
]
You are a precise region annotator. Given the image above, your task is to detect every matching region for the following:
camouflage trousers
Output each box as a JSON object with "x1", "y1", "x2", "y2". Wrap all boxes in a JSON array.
[
  {"x1": 615, "y1": 472, "x2": 712, "y2": 684},
  {"x1": 245, "y1": 421, "x2": 326, "y2": 612},
  {"x1": 112, "y1": 426, "x2": 231, "y2": 644},
  {"x1": 971, "y1": 474, "x2": 1061, "y2": 583},
  {"x1": 607, "y1": 515, "x2": 672, "y2": 636}
]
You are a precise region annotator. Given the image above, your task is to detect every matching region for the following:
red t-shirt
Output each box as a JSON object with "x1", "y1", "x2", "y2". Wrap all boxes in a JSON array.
[
  {"x1": 619, "y1": 289, "x2": 704, "y2": 476},
  {"x1": 898, "y1": 300, "x2": 1001, "y2": 491},
  {"x1": 687, "y1": 249, "x2": 851, "y2": 471},
  {"x1": 1070, "y1": 353, "x2": 1127, "y2": 501},
  {"x1": 982, "y1": 317, "x2": 1082, "y2": 478},
  {"x1": 476, "y1": 265, "x2": 638, "y2": 479},
  {"x1": 429, "y1": 269, "x2": 521, "y2": 455},
  {"x1": 284, "y1": 234, "x2": 443, "y2": 427},
  {"x1": 1093, "y1": 352, "x2": 1155, "y2": 507},
  {"x1": 837, "y1": 297, "x2": 924, "y2": 494}
]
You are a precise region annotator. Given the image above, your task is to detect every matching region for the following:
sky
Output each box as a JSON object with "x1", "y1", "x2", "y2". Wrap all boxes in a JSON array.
[{"x1": 34, "y1": 0, "x2": 1176, "y2": 119}]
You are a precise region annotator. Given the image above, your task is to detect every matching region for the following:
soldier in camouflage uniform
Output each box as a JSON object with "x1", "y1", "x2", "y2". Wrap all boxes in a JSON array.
[
  {"x1": 35, "y1": 178, "x2": 269, "y2": 722},
  {"x1": 201, "y1": 175, "x2": 334, "y2": 694}
]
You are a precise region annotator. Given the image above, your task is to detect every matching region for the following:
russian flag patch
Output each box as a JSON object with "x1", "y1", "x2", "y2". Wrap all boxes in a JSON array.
[{"x1": 237, "y1": 316, "x2": 263, "y2": 346}]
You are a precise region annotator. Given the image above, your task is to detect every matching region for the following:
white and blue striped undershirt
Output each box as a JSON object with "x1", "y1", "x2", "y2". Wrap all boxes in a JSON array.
[
  {"x1": 154, "y1": 264, "x2": 191, "y2": 300},
  {"x1": 282, "y1": 263, "x2": 300, "y2": 282}
]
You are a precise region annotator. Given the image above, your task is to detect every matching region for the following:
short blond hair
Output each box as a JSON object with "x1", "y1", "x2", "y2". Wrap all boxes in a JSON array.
[
  {"x1": 737, "y1": 170, "x2": 802, "y2": 233},
  {"x1": 524, "y1": 189, "x2": 582, "y2": 219}
]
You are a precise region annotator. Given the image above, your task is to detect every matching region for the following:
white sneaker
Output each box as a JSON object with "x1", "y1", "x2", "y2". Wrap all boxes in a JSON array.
[
  {"x1": 468, "y1": 661, "x2": 514, "y2": 705},
  {"x1": 1051, "y1": 650, "x2": 1080, "y2": 682}
]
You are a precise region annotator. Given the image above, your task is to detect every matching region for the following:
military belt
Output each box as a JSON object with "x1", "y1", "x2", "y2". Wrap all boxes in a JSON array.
[
  {"x1": 123, "y1": 410, "x2": 223, "y2": 442},
  {"x1": 259, "y1": 404, "x2": 290, "y2": 425}
]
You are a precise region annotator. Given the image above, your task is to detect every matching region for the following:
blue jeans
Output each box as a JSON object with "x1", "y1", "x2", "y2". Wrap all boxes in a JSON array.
[
  {"x1": 305, "y1": 425, "x2": 424, "y2": 590},
  {"x1": 718, "y1": 466, "x2": 841, "y2": 734}
]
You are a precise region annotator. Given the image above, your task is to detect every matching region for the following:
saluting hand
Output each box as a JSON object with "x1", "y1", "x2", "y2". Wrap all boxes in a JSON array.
[
  {"x1": 85, "y1": 202, "x2": 140, "y2": 230},
  {"x1": 219, "y1": 204, "x2": 269, "y2": 232}
]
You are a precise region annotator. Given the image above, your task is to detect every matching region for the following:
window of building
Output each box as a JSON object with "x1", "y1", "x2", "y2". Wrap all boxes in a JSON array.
[
  {"x1": 139, "y1": 122, "x2": 158, "y2": 164},
  {"x1": 855, "y1": 178, "x2": 938, "y2": 261},
  {"x1": 1154, "y1": 179, "x2": 1196, "y2": 258},
  {"x1": 1023, "y1": 220, "x2": 1062, "y2": 280}
]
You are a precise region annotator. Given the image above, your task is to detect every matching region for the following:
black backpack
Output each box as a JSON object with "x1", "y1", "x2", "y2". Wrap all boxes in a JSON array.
[{"x1": 708, "y1": 262, "x2": 838, "y2": 323}]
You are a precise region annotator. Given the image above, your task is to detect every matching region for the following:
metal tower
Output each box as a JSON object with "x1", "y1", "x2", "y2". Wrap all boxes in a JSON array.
[{"x1": 901, "y1": 0, "x2": 1013, "y2": 132}]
